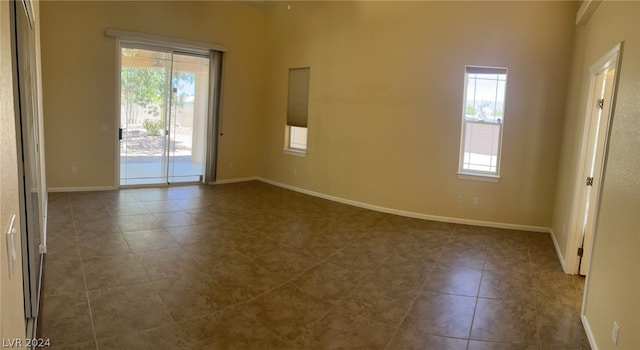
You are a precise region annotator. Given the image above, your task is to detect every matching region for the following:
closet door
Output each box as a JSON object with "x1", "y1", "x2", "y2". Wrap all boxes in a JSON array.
[{"x1": 12, "y1": 0, "x2": 46, "y2": 321}]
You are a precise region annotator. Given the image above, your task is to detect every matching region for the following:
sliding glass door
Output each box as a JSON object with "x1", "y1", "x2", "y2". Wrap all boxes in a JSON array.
[
  {"x1": 119, "y1": 44, "x2": 210, "y2": 186},
  {"x1": 167, "y1": 53, "x2": 209, "y2": 183}
]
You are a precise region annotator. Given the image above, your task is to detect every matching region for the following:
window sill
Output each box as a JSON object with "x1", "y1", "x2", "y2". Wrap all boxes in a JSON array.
[
  {"x1": 283, "y1": 149, "x2": 307, "y2": 157},
  {"x1": 457, "y1": 172, "x2": 500, "y2": 183}
]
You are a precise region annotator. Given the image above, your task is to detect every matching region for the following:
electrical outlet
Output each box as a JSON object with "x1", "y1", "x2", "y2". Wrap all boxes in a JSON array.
[
  {"x1": 293, "y1": 168, "x2": 297, "y2": 176},
  {"x1": 473, "y1": 197, "x2": 479, "y2": 206},
  {"x1": 71, "y1": 166, "x2": 78, "y2": 175},
  {"x1": 612, "y1": 321, "x2": 619, "y2": 345}
]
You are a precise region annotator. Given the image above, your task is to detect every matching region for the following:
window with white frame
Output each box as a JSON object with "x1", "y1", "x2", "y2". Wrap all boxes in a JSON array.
[
  {"x1": 285, "y1": 67, "x2": 310, "y2": 153},
  {"x1": 459, "y1": 66, "x2": 507, "y2": 178}
]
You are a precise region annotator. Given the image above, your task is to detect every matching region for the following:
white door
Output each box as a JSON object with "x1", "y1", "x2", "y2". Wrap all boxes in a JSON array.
[
  {"x1": 578, "y1": 68, "x2": 615, "y2": 275},
  {"x1": 570, "y1": 45, "x2": 621, "y2": 276}
]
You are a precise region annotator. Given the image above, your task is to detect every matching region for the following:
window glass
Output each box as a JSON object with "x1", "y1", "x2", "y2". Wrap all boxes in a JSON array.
[
  {"x1": 460, "y1": 67, "x2": 507, "y2": 177},
  {"x1": 289, "y1": 126, "x2": 307, "y2": 151}
]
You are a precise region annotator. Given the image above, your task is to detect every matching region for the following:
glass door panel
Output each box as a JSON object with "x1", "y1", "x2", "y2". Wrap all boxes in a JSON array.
[
  {"x1": 120, "y1": 46, "x2": 172, "y2": 185},
  {"x1": 168, "y1": 53, "x2": 209, "y2": 183}
]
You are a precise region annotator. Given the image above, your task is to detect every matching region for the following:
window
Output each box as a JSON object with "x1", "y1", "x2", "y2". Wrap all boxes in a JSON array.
[
  {"x1": 459, "y1": 66, "x2": 507, "y2": 179},
  {"x1": 285, "y1": 67, "x2": 310, "y2": 154},
  {"x1": 289, "y1": 126, "x2": 308, "y2": 150}
]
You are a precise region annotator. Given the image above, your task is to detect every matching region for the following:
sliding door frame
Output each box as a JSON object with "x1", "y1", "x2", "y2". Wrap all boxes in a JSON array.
[
  {"x1": 118, "y1": 42, "x2": 173, "y2": 186},
  {"x1": 109, "y1": 29, "x2": 226, "y2": 187}
]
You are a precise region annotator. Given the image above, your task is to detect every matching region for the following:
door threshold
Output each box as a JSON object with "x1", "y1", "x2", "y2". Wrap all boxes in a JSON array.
[{"x1": 118, "y1": 181, "x2": 205, "y2": 189}]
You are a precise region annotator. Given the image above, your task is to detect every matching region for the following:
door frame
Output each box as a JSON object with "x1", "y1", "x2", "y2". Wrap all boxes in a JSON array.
[
  {"x1": 111, "y1": 30, "x2": 225, "y2": 187},
  {"x1": 565, "y1": 42, "x2": 622, "y2": 275}
]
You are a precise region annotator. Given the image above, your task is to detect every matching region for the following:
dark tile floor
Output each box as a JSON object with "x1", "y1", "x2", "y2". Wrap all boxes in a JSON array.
[{"x1": 40, "y1": 181, "x2": 590, "y2": 349}]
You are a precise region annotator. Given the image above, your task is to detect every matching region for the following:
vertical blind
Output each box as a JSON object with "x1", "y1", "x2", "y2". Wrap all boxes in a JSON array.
[{"x1": 205, "y1": 50, "x2": 223, "y2": 183}]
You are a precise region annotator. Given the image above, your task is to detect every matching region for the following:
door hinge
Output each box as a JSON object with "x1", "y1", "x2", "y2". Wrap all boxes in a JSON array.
[
  {"x1": 586, "y1": 177, "x2": 594, "y2": 186},
  {"x1": 598, "y1": 99, "x2": 604, "y2": 109},
  {"x1": 118, "y1": 128, "x2": 123, "y2": 140},
  {"x1": 577, "y1": 247, "x2": 584, "y2": 257}
]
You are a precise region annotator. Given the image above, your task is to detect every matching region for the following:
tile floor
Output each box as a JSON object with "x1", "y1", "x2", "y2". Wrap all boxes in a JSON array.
[{"x1": 40, "y1": 181, "x2": 590, "y2": 349}]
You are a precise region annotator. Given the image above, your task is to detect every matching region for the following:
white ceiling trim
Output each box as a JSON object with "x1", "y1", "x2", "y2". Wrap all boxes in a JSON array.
[{"x1": 576, "y1": 0, "x2": 603, "y2": 26}]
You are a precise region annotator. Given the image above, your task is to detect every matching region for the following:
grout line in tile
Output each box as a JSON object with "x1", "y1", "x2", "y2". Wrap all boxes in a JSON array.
[
  {"x1": 158, "y1": 244, "x2": 355, "y2": 345},
  {"x1": 72, "y1": 219, "x2": 100, "y2": 350},
  {"x1": 148, "y1": 278, "x2": 187, "y2": 325},
  {"x1": 528, "y1": 242, "x2": 544, "y2": 350},
  {"x1": 464, "y1": 269, "x2": 485, "y2": 350},
  {"x1": 382, "y1": 264, "x2": 437, "y2": 350},
  {"x1": 240, "y1": 244, "x2": 350, "y2": 303}
]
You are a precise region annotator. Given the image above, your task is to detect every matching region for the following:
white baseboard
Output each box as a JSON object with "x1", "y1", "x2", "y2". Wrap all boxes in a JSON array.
[
  {"x1": 549, "y1": 228, "x2": 568, "y2": 272},
  {"x1": 48, "y1": 186, "x2": 117, "y2": 192},
  {"x1": 213, "y1": 176, "x2": 259, "y2": 185},
  {"x1": 581, "y1": 315, "x2": 598, "y2": 350},
  {"x1": 256, "y1": 177, "x2": 551, "y2": 233}
]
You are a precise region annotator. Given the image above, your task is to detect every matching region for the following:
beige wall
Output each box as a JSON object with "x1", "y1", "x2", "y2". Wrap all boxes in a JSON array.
[
  {"x1": 41, "y1": 1, "x2": 580, "y2": 228},
  {"x1": 29, "y1": 2, "x2": 640, "y2": 347},
  {"x1": 40, "y1": 1, "x2": 267, "y2": 188},
  {"x1": 0, "y1": 0, "x2": 27, "y2": 341},
  {"x1": 550, "y1": 19, "x2": 590, "y2": 261},
  {"x1": 551, "y1": 1, "x2": 640, "y2": 348},
  {"x1": 258, "y1": 1, "x2": 577, "y2": 228}
]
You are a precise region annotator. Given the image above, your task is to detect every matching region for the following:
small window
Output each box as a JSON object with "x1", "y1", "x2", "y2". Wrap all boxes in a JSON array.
[
  {"x1": 285, "y1": 67, "x2": 310, "y2": 153},
  {"x1": 459, "y1": 66, "x2": 507, "y2": 179},
  {"x1": 289, "y1": 126, "x2": 308, "y2": 150}
]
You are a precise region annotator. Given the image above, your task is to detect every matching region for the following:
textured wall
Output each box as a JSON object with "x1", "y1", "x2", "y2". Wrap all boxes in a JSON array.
[
  {"x1": 558, "y1": 2, "x2": 640, "y2": 348},
  {"x1": 40, "y1": 1, "x2": 268, "y2": 188},
  {"x1": 258, "y1": 1, "x2": 577, "y2": 227}
]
